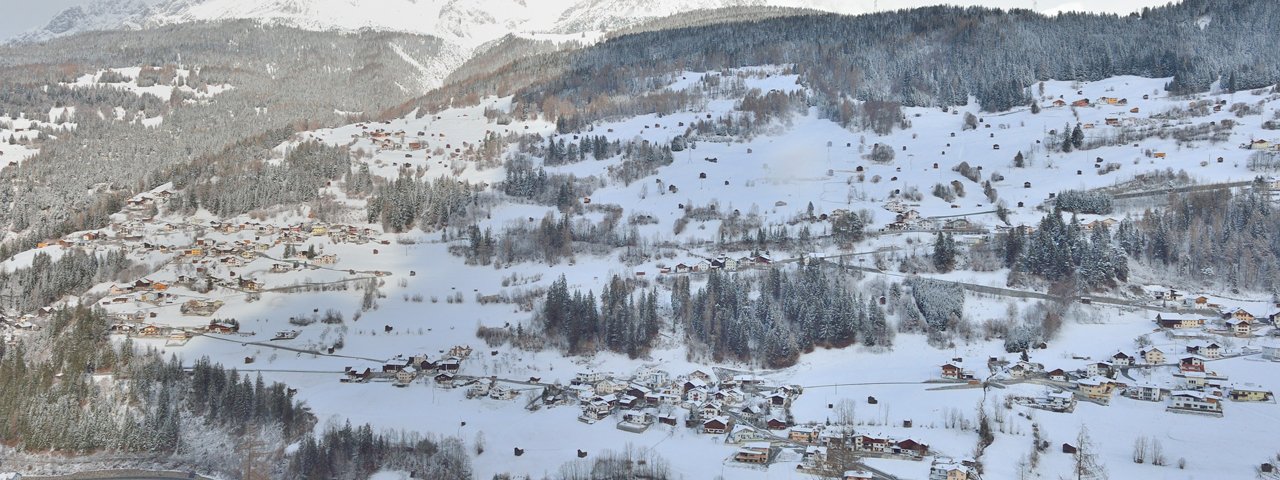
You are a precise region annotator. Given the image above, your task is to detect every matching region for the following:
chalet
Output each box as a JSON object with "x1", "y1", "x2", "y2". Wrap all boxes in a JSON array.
[
  {"x1": 438, "y1": 357, "x2": 461, "y2": 372},
  {"x1": 580, "y1": 399, "x2": 613, "y2": 422},
  {"x1": 940, "y1": 363, "x2": 971, "y2": 380},
  {"x1": 207, "y1": 320, "x2": 238, "y2": 334},
  {"x1": 722, "y1": 257, "x2": 739, "y2": 271},
  {"x1": 1250, "y1": 139, "x2": 1273, "y2": 150},
  {"x1": 1047, "y1": 368, "x2": 1069, "y2": 382},
  {"x1": 728, "y1": 424, "x2": 763, "y2": 444},
  {"x1": 674, "y1": 263, "x2": 691, "y2": 274},
  {"x1": 1127, "y1": 384, "x2": 1163, "y2": 402},
  {"x1": 1071, "y1": 99, "x2": 1090, "y2": 107},
  {"x1": 852, "y1": 434, "x2": 888, "y2": 453},
  {"x1": 1155, "y1": 314, "x2": 1205, "y2": 329},
  {"x1": 617, "y1": 394, "x2": 641, "y2": 410},
  {"x1": 1110, "y1": 352, "x2": 1134, "y2": 366},
  {"x1": 1052, "y1": 99, "x2": 1067, "y2": 107},
  {"x1": 1228, "y1": 383, "x2": 1273, "y2": 402},
  {"x1": 1195, "y1": 343, "x2": 1222, "y2": 359},
  {"x1": 789, "y1": 426, "x2": 820, "y2": 443},
  {"x1": 617, "y1": 409, "x2": 654, "y2": 433},
  {"x1": 1154, "y1": 152, "x2": 1167, "y2": 158},
  {"x1": 1168, "y1": 390, "x2": 1223, "y2": 415},
  {"x1": 819, "y1": 429, "x2": 847, "y2": 446},
  {"x1": 703, "y1": 416, "x2": 732, "y2": 434},
  {"x1": 1226, "y1": 319, "x2": 1252, "y2": 336},
  {"x1": 1085, "y1": 362, "x2": 1112, "y2": 379},
  {"x1": 685, "y1": 387, "x2": 709, "y2": 405},
  {"x1": 1180, "y1": 356, "x2": 1206, "y2": 373},
  {"x1": 734, "y1": 442, "x2": 770, "y2": 464},
  {"x1": 1141, "y1": 347, "x2": 1165, "y2": 365},
  {"x1": 1179, "y1": 371, "x2": 1228, "y2": 390},
  {"x1": 1007, "y1": 363, "x2": 1029, "y2": 379},
  {"x1": 715, "y1": 388, "x2": 746, "y2": 405},
  {"x1": 765, "y1": 417, "x2": 788, "y2": 430},
  {"x1": 700, "y1": 401, "x2": 723, "y2": 418},
  {"x1": 928, "y1": 462, "x2": 969, "y2": 480},
  {"x1": 845, "y1": 470, "x2": 874, "y2": 480},
  {"x1": 238, "y1": 278, "x2": 262, "y2": 292},
  {"x1": 433, "y1": 372, "x2": 456, "y2": 387},
  {"x1": 1075, "y1": 377, "x2": 1114, "y2": 400},
  {"x1": 1046, "y1": 390, "x2": 1075, "y2": 411},
  {"x1": 139, "y1": 325, "x2": 164, "y2": 337},
  {"x1": 395, "y1": 366, "x2": 417, "y2": 384},
  {"x1": 1105, "y1": 118, "x2": 1120, "y2": 126},
  {"x1": 894, "y1": 438, "x2": 929, "y2": 457},
  {"x1": 1228, "y1": 308, "x2": 1256, "y2": 322}
]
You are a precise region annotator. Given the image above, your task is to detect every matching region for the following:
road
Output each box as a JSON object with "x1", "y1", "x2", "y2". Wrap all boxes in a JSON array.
[
  {"x1": 190, "y1": 331, "x2": 386, "y2": 363},
  {"x1": 828, "y1": 262, "x2": 1219, "y2": 316},
  {"x1": 1107, "y1": 179, "x2": 1255, "y2": 200}
]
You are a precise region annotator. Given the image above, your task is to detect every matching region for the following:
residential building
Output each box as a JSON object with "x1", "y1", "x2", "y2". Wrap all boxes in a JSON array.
[{"x1": 1168, "y1": 390, "x2": 1223, "y2": 415}]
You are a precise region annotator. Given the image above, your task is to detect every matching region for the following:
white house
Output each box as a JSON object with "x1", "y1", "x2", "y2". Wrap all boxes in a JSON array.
[
  {"x1": 1127, "y1": 384, "x2": 1163, "y2": 402},
  {"x1": 1168, "y1": 390, "x2": 1223, "y2": 415}
]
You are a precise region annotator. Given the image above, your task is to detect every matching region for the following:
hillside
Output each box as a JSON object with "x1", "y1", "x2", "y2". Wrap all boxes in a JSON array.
[{"x1": 3, "y1": 2, "x2": 1280, "y2": 480}]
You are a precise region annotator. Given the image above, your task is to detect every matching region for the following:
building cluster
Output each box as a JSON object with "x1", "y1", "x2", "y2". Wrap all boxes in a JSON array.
[
  {"x1": 340, "y1": 345, "x2": 473, "y2": 387},
  {"x1": 660, "y1": 255, "x2": 773, "y2": 274}
]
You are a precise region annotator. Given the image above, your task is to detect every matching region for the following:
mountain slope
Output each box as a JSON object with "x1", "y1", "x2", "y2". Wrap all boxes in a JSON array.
[{"x1": 12, "y1": 0, "x2": 867, "y2": 47}]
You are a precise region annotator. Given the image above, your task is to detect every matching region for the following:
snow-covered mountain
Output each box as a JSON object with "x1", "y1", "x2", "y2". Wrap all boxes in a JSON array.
[
  {"x1": 27, "y1": 0, "x2": 155, "y2": 39},
  {"x1": 12, "y1": 0, "x2": 869, "y2": 47},
  {"x1": 11, "y1": 0, "x2": 1183, "y2": 48}
]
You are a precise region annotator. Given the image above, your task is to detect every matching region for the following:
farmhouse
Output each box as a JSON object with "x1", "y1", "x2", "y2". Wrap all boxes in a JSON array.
[
  {"x1": 1141, "y1": 347, "x2": 1165, "y2": 365},
  {"x1": 1110, "y1": 352, "x2": 1133, "y2": 366},
  {"x1": 1047, "y1": 368, "x2": 1069, "y2": 382},
  {"x1": 940, "y1": 363, "x2": 972, "y2": 380},
  {"x1": 1225, "y1": 319, "x2": 1252, "y2": 336},
  {"x1": 1155, "y1": 314, "x2": 1205, "y2": 329},
  {"x1": 703, "y1": 416, "x2": 733, "y2": 434}
]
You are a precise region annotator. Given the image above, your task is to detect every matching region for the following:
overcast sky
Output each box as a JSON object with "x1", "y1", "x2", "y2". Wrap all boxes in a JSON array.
[
  {"x1": 0, "y1": 0, "x2": 1174, "y2": 40},
  {"x1": 0, "y1": 0, "x2": 84, "y2": 39}
]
